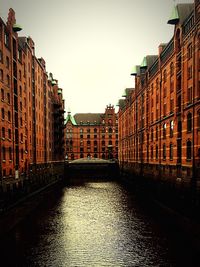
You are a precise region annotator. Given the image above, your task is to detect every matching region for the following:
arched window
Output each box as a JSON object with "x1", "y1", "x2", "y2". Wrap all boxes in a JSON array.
[
  {"x1": 187, "y1": 112, "x2": 192, "y2": 132},
  {"x1": 108, "y1": 127, "x2": 112, "y2": 133},
  {"x1": 187, "y1": 140, "x2": 192, "y2": 160}
]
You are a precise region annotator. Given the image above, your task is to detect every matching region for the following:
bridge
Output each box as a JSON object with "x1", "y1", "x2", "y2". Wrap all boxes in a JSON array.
[{"x1": 64, "y1": 158, "x2": 119, "y2": 180}]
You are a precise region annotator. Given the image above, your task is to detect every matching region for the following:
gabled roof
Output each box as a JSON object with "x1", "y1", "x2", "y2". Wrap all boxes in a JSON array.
[
  {"x1": 65, "y1": 112, "x2": 77, "y2": 125},
  {"x1": 168, "y1": 3, "x2": 194, "y2": 25},
  {"x1": 74, "y1": 113, "x2": 102, "y2": 125}
]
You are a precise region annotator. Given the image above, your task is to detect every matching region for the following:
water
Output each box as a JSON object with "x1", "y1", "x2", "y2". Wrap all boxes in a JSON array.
[{"x1": 0, "y1": 180, "x2": 199, "y2": 267}]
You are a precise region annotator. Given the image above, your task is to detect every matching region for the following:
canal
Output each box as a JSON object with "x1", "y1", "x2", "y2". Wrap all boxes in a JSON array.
[{"x1": 0, "y1": 180, "x2": 199, "y2": 267}]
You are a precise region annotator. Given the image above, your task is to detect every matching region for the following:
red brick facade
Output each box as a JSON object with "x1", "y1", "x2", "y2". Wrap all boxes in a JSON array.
[
  {"x1": 65, "y1": 105, "x2": 118, "y2": 160},
  {"x1": 118, "y1": 0, "x2": 200, "y2": 184},
  {"x1": 0, "y1": 9, "x2": 65, "y2": 181}
]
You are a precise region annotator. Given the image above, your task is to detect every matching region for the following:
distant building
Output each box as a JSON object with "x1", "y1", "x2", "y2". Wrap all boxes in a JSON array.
[
  {"x1": 0, "y1": 9, "x2": 65, "y2": 182},
  {"x1": 118, "y1": 0, "x2": 200, "y2": 183},
  {"x1": 65, "y1": 105, "x2": 118, "y2": 160}
]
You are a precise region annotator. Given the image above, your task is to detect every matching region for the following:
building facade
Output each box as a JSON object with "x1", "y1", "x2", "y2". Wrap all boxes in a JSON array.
[
  {"x1": 118, "y1": 0, "x2": 200, "y2": 188},
  {"x1": 0, "y1": 9, "x2": 65, "y2": 184},
  {"x1": 65, "y1": 105, "x2": 118, "y2": 160}
]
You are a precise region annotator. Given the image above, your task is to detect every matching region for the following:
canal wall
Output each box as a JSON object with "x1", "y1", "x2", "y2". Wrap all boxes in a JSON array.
[
  {"x1": 0, "y1": 161, "x2": 65, "y2": 214},
  {"x1": 120, "y1": 162, "x2": 200, "y2": 251}
]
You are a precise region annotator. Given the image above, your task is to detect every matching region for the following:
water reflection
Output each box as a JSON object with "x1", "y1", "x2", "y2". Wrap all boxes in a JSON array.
[{"x1": 0, "y1": 181, "x2": 199, "y2": 266}]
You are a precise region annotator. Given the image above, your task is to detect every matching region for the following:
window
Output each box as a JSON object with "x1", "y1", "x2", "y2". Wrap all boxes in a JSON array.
[
  {"x1": 170, "y1": 80, "x2": 174, "y2": 92},
  {"x1": 163, "y1": 144, "x2": 166, "y2": 160},
  {"x1": 109, "y1": 127, "x2": 112, "y2": 133},
  {"x1": 87, "y1": 134, "x2": 90, "y2": 139},
  {"x1": 4, "y1": 32, "x2": 9, "y2": 47},
  {"x1": 163, "y1": 69, "x2": 167, "y2": 83},
  {"x1": 163, "y1": 123, "x2": 166, "y2": 139},
  {"x1": 156, "y1": 126, "x2": 158, "y2": 141},
  {"x1": 170, "y1": 143, "x2": 173, "y2": 160},
  {"x1": 187, "y1": 113, "x2": 192, "y2": 132},
  {"x1": 94, "y1": 128, "x2": 97, "y2": 133},
  {"x1": 1, "y1": 88, "x2": 4, "y2": 100},
  {"x1": 94, "y1": 140, "x2": 97, "y2": 146},
  {"x1": 2, "y1": 127, "x2": 5, "y2": 138},
  {"x1": 0, "y1": 50, "x2": 3, "y2": 63},
  {"x1": 2, "y1": 146, "x2": 6, "y2": 160},
  {"x1": 8, "y1": 129, "x2": 11, "y2": 139},
  {"x1": 187, "y1": 65, "x2": 192, "y2": 80},
  {"x1": 170, "y1": 99, "x2": 174, "y2": 113},
  {"x1": 187, "y1": 140, "x2": 192, "y2": 160},
  {"x1": 19, "y1": 70, "x2": 22, "y2": 81},
  {"x1": 102, "y1": 140, "x2": 105, "y2": 146},
  {"x1": 170, "y1": 120, "x2": 174, "y2": 137},
  {"x1": 7, "y1": 75, "x2": 10, "y2": 86},
  {"x1": 87, "y1": 140, "x2": 90, "y2": 145},
  {"x1": 1, "y1": 108, "x2": 5, "y2": 120},
  {"x1": 87, "y1": 128, "x2": 90, "y2": 133},
  {"x1": 163, "y1": 103, "x2": 167, "y2": 117},
  {"x1": 7, "y1": 93, "x2": 10, "y2": 104},
  {"x1": 151, "y1": 128, "x2": 154, "y2": 142},
  {"x1": 109, "y1": 140, "x2": 112, "y2": 145},
  {"x1": 0, "y1": 69, "x2": 3, "y2": 81}
]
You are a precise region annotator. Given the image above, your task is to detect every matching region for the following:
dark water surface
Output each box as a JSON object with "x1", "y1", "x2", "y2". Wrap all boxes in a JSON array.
[{"x1": 0, "y1": 181, "x2": 199, "y2": 267}]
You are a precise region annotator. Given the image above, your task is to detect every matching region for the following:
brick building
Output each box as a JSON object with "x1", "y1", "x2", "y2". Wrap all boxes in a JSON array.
[
  {"x1": 65, "y1": 104, "x2": 118, "y2": 160},
  {"x1": 0, "y1": 9, "x2": 65, "y2": 183},
  {"x1": 118, "y1": 0, "x2": 200, "y2": 186}
]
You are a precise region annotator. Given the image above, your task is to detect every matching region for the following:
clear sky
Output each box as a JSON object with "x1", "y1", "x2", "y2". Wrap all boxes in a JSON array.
[{"x1": 0, "y1": 0, "x2": 193, "y2": 114}]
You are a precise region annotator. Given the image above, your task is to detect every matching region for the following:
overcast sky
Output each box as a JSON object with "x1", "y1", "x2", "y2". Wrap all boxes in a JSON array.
[{"x1": 0, "y1": 0, "x2": 193, "y2": 114}]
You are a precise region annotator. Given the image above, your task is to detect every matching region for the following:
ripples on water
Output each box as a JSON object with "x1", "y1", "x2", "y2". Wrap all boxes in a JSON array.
[{"x1": 0, "y1": 181, "x2": 199, "y2": 266}]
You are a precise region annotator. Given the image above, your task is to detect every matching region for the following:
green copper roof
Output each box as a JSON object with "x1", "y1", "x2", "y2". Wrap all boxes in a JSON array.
[
  {"x1": 167, "y1": 5, "x2": 179, "y2": 24},
  {"x1": 140, "y1": 57, "x2": 147, "y2": 69},
  {"x1": 131, "y1": 65, "x2": 140, "y2": 76},
  {"x1": 58, "y1": 88, "x2": 62, "y2": 95},
  {"x1": 13, "y1": 24, "x2": 22, "y2": 32},
  {"x1": 122, "y1": 89, "x2": 127, "y2": 97},
  {"x1": 52, "y1": 80, "x2": 57, "y2": 86},
  {"x1": 65, "y1": 112, "x2": 77, "y2": 126}
]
